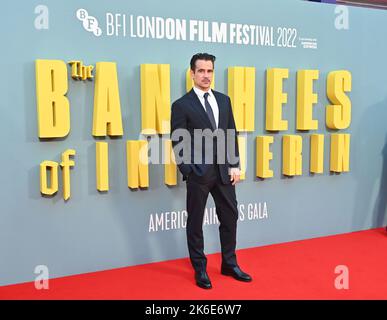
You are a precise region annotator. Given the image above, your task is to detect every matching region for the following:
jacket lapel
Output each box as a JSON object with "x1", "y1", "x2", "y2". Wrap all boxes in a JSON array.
[{"x1": 188, "y1": 89, "x2": 213, "y2": 129}]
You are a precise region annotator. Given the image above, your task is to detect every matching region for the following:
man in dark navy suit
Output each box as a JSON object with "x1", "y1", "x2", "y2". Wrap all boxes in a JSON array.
[{"x1": 171, "y1": 53, "x2": 252, "y2": 289}]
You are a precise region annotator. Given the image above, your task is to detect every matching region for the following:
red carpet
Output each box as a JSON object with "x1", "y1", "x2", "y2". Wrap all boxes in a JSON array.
[{"x1": 1, "y1": 228, "x2": 387, "y2": 300}]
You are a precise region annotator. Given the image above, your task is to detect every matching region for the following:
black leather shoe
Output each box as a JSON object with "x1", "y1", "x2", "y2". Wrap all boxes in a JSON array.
[
  {"x1": 195, "y1": 270, "x2": 212, "y2": 289},
  {"x1": 221, "y1": 265, "x2": 252, "y2": 282}
]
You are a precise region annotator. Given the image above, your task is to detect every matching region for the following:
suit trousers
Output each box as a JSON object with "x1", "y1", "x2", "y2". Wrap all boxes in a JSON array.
[{"x1": 186, "y1": 163, "x2": 239, "y2": 272}]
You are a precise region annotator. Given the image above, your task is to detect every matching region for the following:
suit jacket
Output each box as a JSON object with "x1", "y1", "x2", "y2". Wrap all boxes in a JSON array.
[{"x1": 170, "y1": 88, "x2": 240, "y2": 184}]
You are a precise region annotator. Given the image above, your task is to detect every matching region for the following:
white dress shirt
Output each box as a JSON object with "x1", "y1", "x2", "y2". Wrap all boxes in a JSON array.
[{"x1": 193, "y1": 86, "x2": 219, "y2": 128}]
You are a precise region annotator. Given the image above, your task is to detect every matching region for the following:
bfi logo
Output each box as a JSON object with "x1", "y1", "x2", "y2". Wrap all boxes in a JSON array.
[{"x1": 76, "y1": 8, "x2": 102, "y2": 36}]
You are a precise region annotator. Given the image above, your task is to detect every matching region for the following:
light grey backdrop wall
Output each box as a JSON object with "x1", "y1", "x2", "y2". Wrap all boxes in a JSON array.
[{"x1": 1, "y1": 0, "x2": 387, "y2": 286}]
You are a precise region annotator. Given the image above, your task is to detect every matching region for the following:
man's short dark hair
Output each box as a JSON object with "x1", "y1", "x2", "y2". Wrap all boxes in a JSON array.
[{"x1": 190, "y1": 53, "x2": 216, "y2": 71}]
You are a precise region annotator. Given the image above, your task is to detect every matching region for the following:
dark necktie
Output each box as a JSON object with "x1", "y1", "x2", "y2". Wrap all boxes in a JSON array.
[{"x1": 203, "y1": 92, "x2": 217, "y2": 130}]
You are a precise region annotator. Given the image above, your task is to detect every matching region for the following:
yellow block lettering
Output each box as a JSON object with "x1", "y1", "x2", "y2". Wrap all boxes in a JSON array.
[
  {"x1": 141, "y1": 64, "x2": 171, "y2": 134},
  {"x1": 330, "y1": 133, "x2": 350, "y2": 172},
  {"x1": 228, "y1": 67, "x2": 255, "y2": 132},
  {"x1": 256, "y1": 136, "x2": 274, "y2": 178},
  {"x1": 283, "y1": 135, "x2": 302, "y2": 176},
  {"x1": 237, "y1": 136, "x2": 247, "y2": 180},
  {"x1": 127, "y1": 140, "x2": 149, "y2": 188},
  {"x1": 164, "y1": 139, "x2": 177, "y2": 186},
  {"x1": 40, "y1": 160, "x2": 59, "y2": 195},
  {"x1": 35, "y1": 59, "x2": 70, "y2": 138},
  {"x1": 60, "y1": 149, "x2": 76, "y2": 200},
  {"x1": 96, "y1": 142, "x2": 109, "y2": 191},
  {"x1": 92, "y1": 62, "x2": 124, "y2": 136},
  {"x1": 326, "y1": 70, "x2": 352, "y2": 129},
  {"x1": 297, "y1": 70, "x2": 319, "y2": 130},
  {"x1": 310, "y1": 134, "x2": 324, "y2": 173},
  {"x1": 266, "y1": 68, "x2": 289, "y2": 131}
]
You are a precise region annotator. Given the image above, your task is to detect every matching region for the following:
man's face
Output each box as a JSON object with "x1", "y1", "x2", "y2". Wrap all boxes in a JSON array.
[{"x1": 191, "y1": 59, "x2": 213, "y2": 91}]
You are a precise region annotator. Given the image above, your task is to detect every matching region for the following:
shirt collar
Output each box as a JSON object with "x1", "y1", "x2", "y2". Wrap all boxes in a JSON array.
[{"x1": 193, "y1": 86, "x2": 214, "y2": 99}]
